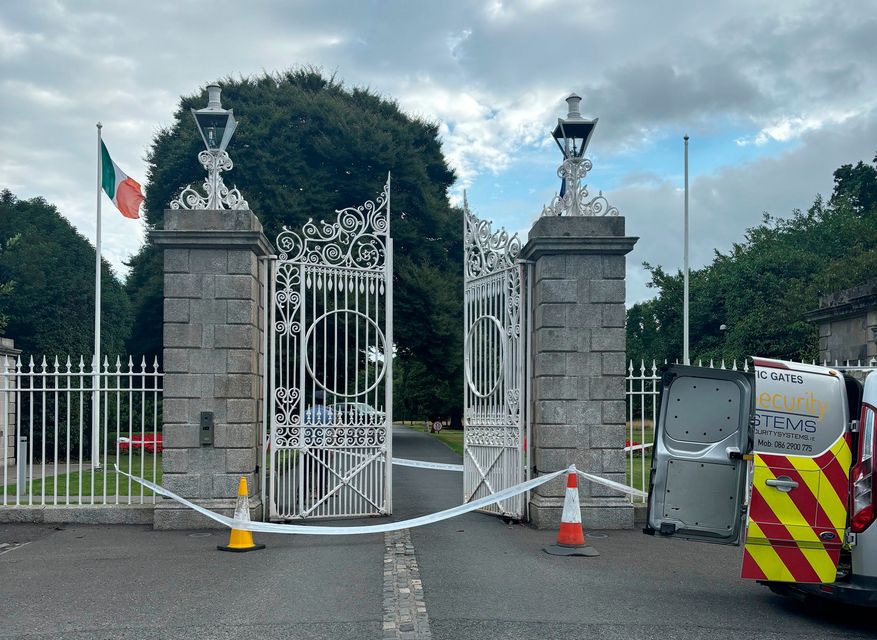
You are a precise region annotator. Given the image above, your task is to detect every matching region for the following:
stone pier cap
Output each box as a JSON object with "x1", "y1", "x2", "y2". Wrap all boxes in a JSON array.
[
  {"x1": 521, "y1": 216, "x2": 638, "y2": 261},
  {"x1": 150, "y1": 209, "x2": 274, "y2": 256}
]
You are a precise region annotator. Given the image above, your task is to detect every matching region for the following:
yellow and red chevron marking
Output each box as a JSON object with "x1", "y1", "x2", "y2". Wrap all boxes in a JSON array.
[{"x1": 741, "y1": 434, "x2": 852, "y2": 583}]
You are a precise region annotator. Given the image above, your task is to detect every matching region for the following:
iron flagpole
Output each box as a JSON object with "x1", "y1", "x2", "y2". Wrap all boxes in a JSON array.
[
  {"x1": 93, "y1": 122, "x2": 103, "y2": 470},
  {"x1": 683, "y1": 134, "x2": 690, "y2": 366}
]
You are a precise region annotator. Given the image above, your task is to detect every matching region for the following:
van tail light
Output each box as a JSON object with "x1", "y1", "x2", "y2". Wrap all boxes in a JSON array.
[{"x1": 851, "y1": 404, "x2": 876, "y2": 533}]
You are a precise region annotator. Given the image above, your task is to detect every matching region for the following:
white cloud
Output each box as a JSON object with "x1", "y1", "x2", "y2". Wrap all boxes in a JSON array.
[
  {"x1": 2, "y1": 79, "x2": 73, "y2": 108},
  {"x1": 754, "y1": 117, "x2": 823, "y2": 144},
  {"x1": 396, "y1": 81, "x2": 557, "y2": 190},
  {"x1": 0, "y1": 0, "x2": 875, "y2": 289},
  {"x1": 616, "y1": 111, "x2": 877, "y2": 304},
  {"x1": 735, "y1": 108, "x2": 869, "y2": 146}
]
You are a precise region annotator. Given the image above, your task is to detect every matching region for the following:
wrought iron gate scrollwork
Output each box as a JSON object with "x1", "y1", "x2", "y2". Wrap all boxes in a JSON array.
[
  {"x1": 463, "y1": 195, "x2": 528, "y2": 519},
  {"x1": 268, "y1": 176, "x2": 392, "y2": 520}
]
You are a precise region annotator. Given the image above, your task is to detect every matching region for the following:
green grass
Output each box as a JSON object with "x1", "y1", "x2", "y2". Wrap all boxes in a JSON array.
[
  {"x1": 626, "y1": 419, "x2": 654, "y2": 496},
  {"x1": 626, "y1": 451, "x2": 652, "y2": 495},
  {"x1": 404, "y1": 422, "x2": 464, "y2": 456},
  {"x1": 5, "y1": 453, "x2": 162, "y2": 498},
  {"x1": 626, "y1": 420, "x2": 654, "y2": 445}
]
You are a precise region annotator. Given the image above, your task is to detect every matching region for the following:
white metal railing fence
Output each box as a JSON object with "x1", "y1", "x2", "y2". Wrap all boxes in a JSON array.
[
  {"x1": 1, "y1": 354, "x2": 162, "y2": 507},
  {"x1": 625, "y1": 357, "x2": 877, "y2": 503}
]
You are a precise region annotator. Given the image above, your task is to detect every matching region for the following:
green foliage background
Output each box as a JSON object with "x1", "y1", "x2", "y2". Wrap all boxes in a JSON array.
[
  {"x1": 3, "y1": 67, "x2": 875, "y2": 422},
  {"x1": 127, "y1": 69, "x2": 463, "y2": 420},
  {"x1": 0, "y1": 190, "x2": 131, "y2": 357},
  {"x1": 626, "y1": 153, "x2": 877, "y2": 367}
]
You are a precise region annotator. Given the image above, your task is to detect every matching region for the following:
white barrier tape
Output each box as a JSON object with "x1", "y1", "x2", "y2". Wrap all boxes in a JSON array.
[
  {"x1": 576, "y1": 470, "x2": 648, "y2": 499},
  {"x1": 623, "y1": 443, "x2": 653, "y2": 453},
  {"x1": 342, "y1": 450, "x2": 464, "y2": 472},
  {"x1": 392, "y1": 457, "x2": 464, "y2": 472},
  {"x1": 115, "y1": 465, "x2": 566, "y2": 535},
  {"x1": 361, "y1": 451, "x2": 644, "y2": 501},
  {"x1": 392, "y1": 457, "x2": 647, "y2": 503}
]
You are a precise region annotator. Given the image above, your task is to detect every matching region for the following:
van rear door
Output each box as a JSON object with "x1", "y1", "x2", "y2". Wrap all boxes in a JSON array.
[
  {"x1": 743, "y1": 358, "x2": 852, "y2": 584},
  {"x1": 645, "y1": 365, "x2": 754, "y2": 544}
]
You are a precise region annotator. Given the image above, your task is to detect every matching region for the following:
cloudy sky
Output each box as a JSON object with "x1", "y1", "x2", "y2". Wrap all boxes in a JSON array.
[{"x1": 2, "y1": 0, "x2": 876, "y2": 304}]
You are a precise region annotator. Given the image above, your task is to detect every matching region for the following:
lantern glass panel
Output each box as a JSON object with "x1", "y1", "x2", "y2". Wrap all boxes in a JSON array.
[{"x1": 195, "y1": 112, "x2": 230, "y2": 151}]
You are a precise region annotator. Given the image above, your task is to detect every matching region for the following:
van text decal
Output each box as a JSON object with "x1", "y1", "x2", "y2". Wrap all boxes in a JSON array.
[
  {"x1": 756, "y1": 392, "x2": 827, "y2": 420},
  {"x1": 756, "y1": 369, "x2": 804, "y2": 384}
]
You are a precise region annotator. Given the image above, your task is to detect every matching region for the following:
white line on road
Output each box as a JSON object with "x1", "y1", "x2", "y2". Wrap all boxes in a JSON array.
[{"x1": 0, "y1": 541, "x2": 31, "y2": 556}]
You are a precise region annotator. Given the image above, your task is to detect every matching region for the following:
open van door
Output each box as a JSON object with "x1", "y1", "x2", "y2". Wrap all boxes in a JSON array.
[
  {"x1": 645, "y1": 365, "x2": 754, "y2": 544},
  {"x1": 646, "y1": 359, "x2": 852, "y2": 585}
]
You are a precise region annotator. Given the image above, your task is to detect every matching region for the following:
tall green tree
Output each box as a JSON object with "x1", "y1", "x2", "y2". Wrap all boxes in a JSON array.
[
  {"x1": 0, "y1": 232, "x2": 19, "y2": 335},
  {"x1": 627, "y1": 153, "x2": 877, "y2": 367},
  {"x1": 128, "y1": 69, "x2": 463, "y2": 418},
  {"x1": 0, "y1": 190, "x2": 132, "y2": 357},
  {"x1": 830, "y1": 152, "x2": 877, "y2": 213}
]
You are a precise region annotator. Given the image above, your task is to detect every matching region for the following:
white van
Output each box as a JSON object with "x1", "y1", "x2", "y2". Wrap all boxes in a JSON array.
[{"x1": 645, "y1": 358, "x2": 877, "y2": 606}]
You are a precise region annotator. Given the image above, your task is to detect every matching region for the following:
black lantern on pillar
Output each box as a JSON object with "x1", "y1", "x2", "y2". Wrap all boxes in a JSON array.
[
  {"x1": 170, "y1": 83, "x2": 248, "y2": 210},
  {"x1": 541, "y1": 93, "x2": 618, "y2": 217},
  {"x1": 552, "y1": 93, "x2": 597, "y2": 159},
  {"x1": 191, "y1": 84, "x2": 238, "y2": 154}
]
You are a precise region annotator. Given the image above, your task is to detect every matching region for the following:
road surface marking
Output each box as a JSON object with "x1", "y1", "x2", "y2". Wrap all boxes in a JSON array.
[{"x1": 383, "y1": 529, "x2": 432, "y2": 639}]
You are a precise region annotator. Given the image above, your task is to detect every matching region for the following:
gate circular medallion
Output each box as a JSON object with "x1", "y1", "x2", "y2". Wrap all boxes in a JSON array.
[
  {"x1": 303, "y1": 309, "x2": 387, "y2": 397},
  {"x1": 464, "y1": 314, "x2": 505, "y2": 398}
]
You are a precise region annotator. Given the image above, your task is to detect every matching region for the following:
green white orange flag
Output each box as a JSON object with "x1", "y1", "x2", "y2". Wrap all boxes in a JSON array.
[{"x1": 100, "y1": 141, "x2": 144, "y2": 219}]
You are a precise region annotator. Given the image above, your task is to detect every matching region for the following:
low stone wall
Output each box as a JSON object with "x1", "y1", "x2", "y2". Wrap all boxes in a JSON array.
[{"x1": 0, "y1": 505, "x2": 154, "y2": 525}]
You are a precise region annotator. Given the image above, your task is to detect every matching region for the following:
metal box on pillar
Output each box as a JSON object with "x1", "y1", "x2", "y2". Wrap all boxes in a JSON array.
[
  {"x1": 151, "y1": 84, "x2": 273, "y2": 529},
  {"x1": 524, "y1": 94, "x2": 638, "y2": 529}
]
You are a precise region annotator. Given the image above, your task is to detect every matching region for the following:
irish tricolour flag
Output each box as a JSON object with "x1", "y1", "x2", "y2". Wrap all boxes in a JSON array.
[{"x1": 100, "y1": 141, "x2": 144, "y2": 219}]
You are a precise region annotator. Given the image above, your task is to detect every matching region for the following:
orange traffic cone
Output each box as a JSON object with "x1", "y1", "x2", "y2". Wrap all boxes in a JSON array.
[
  {"x1": 217, "y1": 476, "x2": 266, "y2": 553},
  {"x1": 544, "y1": 466, "x2": 599, "y2": 557}
]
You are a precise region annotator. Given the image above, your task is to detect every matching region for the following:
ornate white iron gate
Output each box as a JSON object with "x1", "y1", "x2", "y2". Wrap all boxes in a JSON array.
[
  {"x1": 268, "y1": 178, "x2": 392, "y2": 520},
  {"x1": 463, "y1": 198, "x2": 528, "y2": 519}
]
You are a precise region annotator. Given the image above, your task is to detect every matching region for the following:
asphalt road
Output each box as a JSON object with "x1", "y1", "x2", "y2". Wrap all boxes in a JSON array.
[
  {"x1": 1, "y1": 425, "x2": 876, "y2": 639},
  {"x1": 394, "y1": 425, "x2": 877, "y2": 639}
]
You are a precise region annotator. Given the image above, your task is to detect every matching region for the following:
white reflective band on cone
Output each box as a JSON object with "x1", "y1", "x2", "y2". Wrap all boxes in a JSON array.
[
  {"x1": 233, "y1": 493, "x2": 248, "y2": 520},
  {"x1": 576, "y1": 470, "x2": 647, "y2": 499},
  {"x1": 561, "y1": 484, "x2": 582, "y2": 524},
  {"x1": 115, "y1": 465, "x2": 566, "y2": 535},
  {"x1": 392, "y1": 458, "x2": 464, "y2": 472}
]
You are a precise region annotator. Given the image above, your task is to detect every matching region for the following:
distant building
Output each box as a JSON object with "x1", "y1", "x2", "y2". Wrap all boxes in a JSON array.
[
  {"x1": 0, "y1": 337, "x2": 20, "y2": 468},
  {"x1": 804, "y1": 280, "x2": 877, "y2": 364}
]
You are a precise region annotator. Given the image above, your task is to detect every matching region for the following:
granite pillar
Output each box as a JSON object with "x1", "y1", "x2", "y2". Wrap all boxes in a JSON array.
[
  {"x1": 151, "y1": 209, "x2": 272, "y2": 529},
  {"x1": 522, "y1": 216, "x2": 638, "y2": 529}
]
